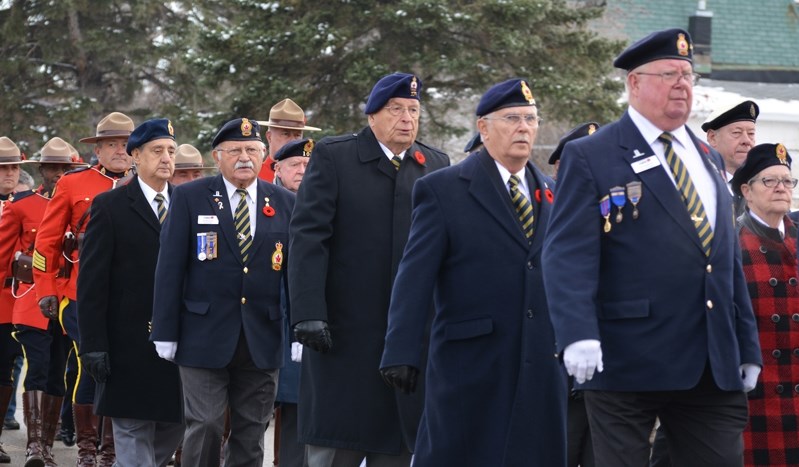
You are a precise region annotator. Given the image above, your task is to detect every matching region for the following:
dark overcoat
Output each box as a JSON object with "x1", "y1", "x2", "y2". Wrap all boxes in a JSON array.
[
  {"x1": 288, "y1": 126, "x2": 449, "y2": 454},
  {"x1": 77, "y1": 176, "x2": 182, "y2": 422},
  {"x1": 380, "y1": 150, "x2": 567, "y2": 466}
]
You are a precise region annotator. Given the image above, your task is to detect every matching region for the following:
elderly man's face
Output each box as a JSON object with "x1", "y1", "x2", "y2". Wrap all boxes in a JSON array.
[
  {"x1": 0, "y1": 164, "x2": 21, "y2": 195},
  {"x1": 213, "y1": 141, "x2": 264, "y2": 188},
  {"x1": 368, "y1": 97, "x2": 419, "y2": 155},
  {"x1": 95, "y1": 137, "x2": 133, "y2": 173},
  {"x1": 170, "y1": 169, "x2": 205, "y2": 186},
  {"x1": 275, "y1": 156, "x2": 309, "y2": 193},
  {"x1": 133, "y1": 138, "x2": 176, "y2": 189},
  {"x1": 267, "y1": 128, "x2": 303, "y2": 159},
  {"x1": 707, "y1": 122, "x2": 756, "y2": 174},
  {"x1": 628, "y1": 59, "x2": 694, "y2": 132},
  {"x1": 478, "y1": 106, "x2": 540, "y2": 171},
  {"x1": 741, "y1": 165, "x2": 794, "y2": 221}
]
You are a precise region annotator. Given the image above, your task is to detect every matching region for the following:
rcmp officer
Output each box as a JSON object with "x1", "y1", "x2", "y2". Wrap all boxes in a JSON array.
[
  {"x1": 0, "y1": 137, "x2": 26, "y2": 463},
  {"x1": 170, "y1": 143, "x2": 215, "y2": 186},
  {"x1": 289, "y1": 72, "x2": 449, "y2": 467},
  {"x1": 151, "y1": 118, "x2": 294, "y2": 466},
  {"x1": 542, "y1": 29, "x2": 762, "y2": 466},
  {"x1": 78, "y1": 119, "x2": 184, "y2": 467},
  {"x1": 257, "y1": 98, "x2": 321, "y2": 183},
  {"x1": 33, "y1": 111, "x2": 135, "y2": 466},
  {"x1": 379, "y1": 78, "x2": 566, "y2": 466},
  {"x1": 0, "y1": 137, "x2": 87, "y2": 466}
]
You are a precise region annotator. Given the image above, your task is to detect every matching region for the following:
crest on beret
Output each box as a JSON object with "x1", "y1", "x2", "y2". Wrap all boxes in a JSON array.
[
  {"x1": 521, "y1": 81, "x2": 535, "y2": 105},
  {"x1": 750, "y1": 104, "x2": 757, "y2": 118},
  {"x1": 303, "y1": 139, "x2": 314, "y2": 157},
  {"x1": 167, "y1": 120, "x2": 174, "y2": 136},
  {"x1": 777, "y1": 144, "x2": 788, "y2": 165},
  {"x1": 677, "y1": 33, "x2": 689, "y2": 57},
  {"x1": 241, "y1": 118, "x2": 253, "y2": 137},
  {"x1": 588, "y1": 124, "x2": 597, "y2": 135},
  {"x1": 410, "y1": 77, "x2": 418, "y2": 97}
]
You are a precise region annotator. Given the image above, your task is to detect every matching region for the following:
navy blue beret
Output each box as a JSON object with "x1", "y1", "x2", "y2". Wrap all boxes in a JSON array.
[
  {"x1": 211, "y1": 118, "x2": 262, "y2": 148},
  {"x1": 548, "y1": 122, "x2": 601, "y2": 165},
  {"x1": 614, "y1": 28, "x2": 693, "y2": 71},
  {"x1": 476, "y1": 79, "x2": 536, "y2": 117},
  {"x1": 701, "y1": 100, "x2": 759, "y2": 132},
  {"x1": 126, "y1": 118, "x2": 175, "y2": 155},
  {"x1": 731, "y1": 143, "x2": 792, "y2": 196},
  {"x1": 364, "y1": 73, "x2": 422, "y2": 115},
  {"x1": 274, "y1": 138, "x2": 314, "y2": 162},
  {"x1": 463, "y1": 133, "x2": 482, "y2": 153}
]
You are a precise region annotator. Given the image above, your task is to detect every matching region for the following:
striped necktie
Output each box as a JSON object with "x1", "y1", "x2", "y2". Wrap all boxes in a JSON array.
[
  {"x1": 154, "y1": 193, "x2": 167, "y2": 224},
  {"x1": 390, "y1": 155, "x2": 402, "y2": 171},
  {"x1": 234, "y1": 189, "x2": 253, "y2": 262},
  {"x1": 509, "y1": 174, "x2": 534, "y2": 238},
  {"x1": 658, "y1": 132, "x2": 713, "y2": 256}
]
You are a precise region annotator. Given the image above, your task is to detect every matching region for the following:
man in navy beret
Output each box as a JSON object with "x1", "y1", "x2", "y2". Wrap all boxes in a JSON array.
[
  {"x1": 289, "y1": 73, "x2": 449, "y2": 466},
  {"x1": 380, "y1": 78, "x2": 564, "y2": 465},
  {"x1": 702, "y1": 100, "x2": 759, "y2": 203},
  {"x1": 543, "y1": 28, "x2": 761, "y2": 466},
  {"x1": 151, "y1": 118, "x2": 295, "y2": 465},
  {"x1": 78, "y1": 118, "x2": 184, "y2": 466},
  {"x1": 548, "y1": 122, "x2": 600, "y2": 179}
]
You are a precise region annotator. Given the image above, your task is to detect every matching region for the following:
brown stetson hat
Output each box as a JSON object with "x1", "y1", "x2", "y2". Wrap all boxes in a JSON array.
[
  {"x1": 0, "y1": 136, "x2": 26, "y2": 166},
  {"x1": 32, "y1": 137, "x2": 90, "y2": 166},
  {"x1": 257, "y1": 98, "x2": 321, "y2": 132},
  {"x1": 79, "y1": 112, "x2": 135, "y2": 143},
  {"x1": 174, "y1": 144, "x2": 216, "y2": 171}
]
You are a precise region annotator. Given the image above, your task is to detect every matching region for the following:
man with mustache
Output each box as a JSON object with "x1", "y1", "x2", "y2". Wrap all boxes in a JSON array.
[{"x1": 151, "y1": 118, "x2": 295, "y2": 466}]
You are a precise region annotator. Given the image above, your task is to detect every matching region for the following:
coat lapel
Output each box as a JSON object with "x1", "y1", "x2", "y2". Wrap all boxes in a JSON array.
[
  {"x1": 207, "y1": 175, "x2": 241, "y2": 264},
  {"x1": 127, "y1": 175, "x2": 161, "y2": 234},
  {"x1": 249, "y1": 180, "x2": 273, "y2": 262},
  {"x1": 357, "y1": 127, "x2": 397, "y2": 179},
  {"x1": 525, "y1": 163, "x2": 552, "y2": 254}
]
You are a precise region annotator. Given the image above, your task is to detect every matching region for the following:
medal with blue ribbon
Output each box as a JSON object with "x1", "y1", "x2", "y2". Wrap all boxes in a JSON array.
[
  {"x1": 626, "y1": 181, "x2": 642, "y2": 220},
  {"x1": 600, "y1": 194, "x2": 612, "y2": 233},
  {"x1": 609, "y1": 186, "x2": 626, "y2": 223}
]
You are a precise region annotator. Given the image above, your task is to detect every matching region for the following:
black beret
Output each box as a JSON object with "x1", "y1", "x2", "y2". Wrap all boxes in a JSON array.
[
  {"x1": 463, "y1": 133, "x2": 482, "y2": 153},
  {"x1": 548, "y1": 122, "x2": 601, "y2": 165},
  {"x1": 211, "y1": 118, "x2": 262, "y2": 148},
  {"x1": 126, "y1": 118, "x2": 175, "y2": 155},
  {"x1": 614, "y1": 28, "x2": 693, "y2": 71},
  {"x1": 476, "y1": 78, "x2": 536, "y2": 117},
  {"x1": 701, "y1": 100, "x2": 759, "y2": 132},
  {"x1": 273, "y1": 138, "x2": 314, "y2": 162},
  {"x1": 364, "y1": 73, "x2": 422, "y2": 115},
  {"x1": 731, "y1": 143, "x2": 792, "y2": 196}
]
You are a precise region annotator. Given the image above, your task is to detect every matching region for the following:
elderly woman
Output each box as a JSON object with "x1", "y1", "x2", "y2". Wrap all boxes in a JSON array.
[{"x1": 731, "y1": 143, "x2": 799, "y2": 467}]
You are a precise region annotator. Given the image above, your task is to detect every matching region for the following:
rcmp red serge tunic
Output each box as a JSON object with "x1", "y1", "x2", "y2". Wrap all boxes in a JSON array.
[{"x1": 739, "y1": 213, "x2": 799, "y2": 466}]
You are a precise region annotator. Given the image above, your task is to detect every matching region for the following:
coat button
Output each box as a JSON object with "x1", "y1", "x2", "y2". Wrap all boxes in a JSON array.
[
  {"x1": 759, "y1": 246, "x2": 768, "y2": 254},
  {"x1": 241, "y1": 297, "x2": 246, "y2": 304},
  {"x1": 526, "y1": 309, "x2": 534, "y2": 318},
  {"x1": 773, "y1": 314, "x2": 781, "y2": 323},
  {"x1": 706, "y1": 300, "x2": 713, "y2": 310},
  {"x1": 794, "y1": 348, "x2": 799, "y2": 357},
  {"x1": 790, "y1": 278, "x2": 798, "y2": 286},
  {"x1": 769, "y1": 278, "x2": 778, "y2": 287},
  {"x1": 527, "y1": 261, "x2": 533, "y2": 270},
  {"x1": 793, "y1": 313, "x2": 799, "y2": 322},
  {"x1": 795, "y1": 385, "x2": 799, "y2": 393},
  {"x1": 243, "y1": 267, "x2": 249, "y2": 274},
  {"x1": 706, "y1": 264, "x2": 712, "y2": 273},
  {"x1": 776, "y1": 384, "x2": 784, "y2": 394},
  {"x1": 773, "y1": 349, "x2": 782, "y2": 358}
]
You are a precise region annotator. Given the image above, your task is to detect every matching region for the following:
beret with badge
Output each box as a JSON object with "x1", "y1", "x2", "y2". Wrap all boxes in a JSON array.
[
  {"x1": 79, "y1": 112, "x2": 135, "y2": 144},
  {"x1": 701, "y1": 100, "x2": 759, "y2": 132},
  {"x1": 126, "y1": 118, "x2": 175, "y2": 156},
  {"x1": 273, "y1": 138, "x2": 314, "y2": 162},
  {"x1": 731, "y1": 143, "x2": 792, "y2": 196},
  {"x1": 257, "y1": 99, "x2": 321, "y2": 132},
  {"x1": 476, "y1": 78, "x2": 536, "y2": 117},
  {"x1": 0, "y1": 137, "x2": 25, "y2": 166},
  {"x1": 212, "y1": 118, "x2": 262, "y2": 148},
  {"x1": 364, "y1": 73, "x2": 422, "y2": 115},
  {"x1": 614, "y1": 28, "x2": 693, "y2": 71},
  {"x1": 463, "y1": 133, "x2": 482, "y2": 153},
  {"x1": 548, "y1": 122, "x2": 601, "y2": 165}
]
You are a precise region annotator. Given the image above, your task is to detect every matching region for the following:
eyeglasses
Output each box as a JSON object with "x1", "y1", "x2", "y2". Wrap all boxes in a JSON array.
[
  {"x1": 215, "y1": 146, "x2": 262, "y2": 157},
  {"x1": 482, "y1": 114, "x2": 542, "y2": 127},
  {"x1": 749, "y1": 177, "x2": 799, "y2": 189},
  {"x1": 634, "y1": 71, "x2": 700, "y2": 86},
  {"x1": 384, "y1": 105, "x2": 421, "y2": 118}
]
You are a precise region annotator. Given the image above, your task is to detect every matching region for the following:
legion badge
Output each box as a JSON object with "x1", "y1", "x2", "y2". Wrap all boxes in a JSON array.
[
  {"x1": 272, "y1": 242, "x2": 284, "y2": 271},
  {"x1": 521, "y1": 81, "x2": 535, "y2": 105},
  {"x1": 410, "y1": 77, "x2": 418, "y2": 97},
  {"x1": 240, "y1": 118, "x2": 253, "y2": 137},
  {"x1": 777, "y1": 144, "x2": 788, "y2": 165},
  {"x1": 676, "y1": 33, "x2": 689, "y2": 57}
]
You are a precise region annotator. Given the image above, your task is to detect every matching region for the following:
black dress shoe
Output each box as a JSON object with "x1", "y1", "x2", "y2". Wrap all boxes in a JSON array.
[
  {"x1": 59, "y1": 426, "x2": 76, "y2": 447},
  {"x1": 2, "y1": 418, "x2": 18, "y2": 430},
  {"x1": 0, "y1": 444, "x2": 10, "y2": 463}
]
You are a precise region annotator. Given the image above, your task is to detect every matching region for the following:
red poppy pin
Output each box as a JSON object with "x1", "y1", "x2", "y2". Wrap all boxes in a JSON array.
[
  {"x1": 699, "y1": 143, "x2": 709, "y2": 155},
  {"x1": 414, "y1": 150, "x2": 425, "y2": 165},
  {"x1": 535, "y1": 189, "x2": 541, "y2": 203},
  {"x1": 263, "y1": 197, "x2": 275, "y2": 217},
  {"x1": 545, "y1": 188, "x2": 554, "y2": 204}
]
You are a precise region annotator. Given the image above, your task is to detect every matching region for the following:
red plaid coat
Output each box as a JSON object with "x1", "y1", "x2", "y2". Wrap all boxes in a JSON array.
[{"x1": 739, "y1": 213, "x2": 799, "y2": 466}]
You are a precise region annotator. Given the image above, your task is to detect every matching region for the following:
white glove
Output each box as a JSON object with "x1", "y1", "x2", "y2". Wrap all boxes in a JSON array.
[
  {"x1": 740, "y1": 363, "x2": 761, "y2": 392},
  {"x1": 563, "y1": 339, "x2": 603, "y2": 384},
  {"x1": 154, "y1": 341, "x2": 178, "y2": 362},
  {"x1": 291, "y1": 342, "x2": 303, "y2": 363}
]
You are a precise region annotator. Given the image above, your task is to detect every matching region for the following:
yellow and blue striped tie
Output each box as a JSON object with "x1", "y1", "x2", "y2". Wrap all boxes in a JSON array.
[
  {"x1": 509, "y1": 175, "x2": 534, "y2": 238},
  {"x1": 390, "y1": 155, "x2": 402, "y2": 171},
  {"x1": 154, "y1": 193, "x2": 167, "y2": 224},
  {"x1": 234, "y1": 189, "x2": 252, "y2": 262},
  {"x1": 659, "y1": 132, "x2": 713, "y2": 256}
]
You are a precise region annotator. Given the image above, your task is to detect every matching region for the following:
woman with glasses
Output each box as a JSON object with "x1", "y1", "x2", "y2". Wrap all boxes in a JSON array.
[{"x1": 731, "y1": 143, "x2": 799, "y2": 467}]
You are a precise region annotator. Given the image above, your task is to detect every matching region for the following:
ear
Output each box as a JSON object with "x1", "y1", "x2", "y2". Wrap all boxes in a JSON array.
[
  {"x1": 131, "y1": 148, "x2": 141, "y2": 165},
  {"x1": 740, "y1": 183, "x2": 752, "y2": 202},
  {"x1": 706, "y1": 130, "x2": 718, "y2": 148},
  {"x1": 211, "y1": 149, "x2": 221, "y2": 166},
  {"x1": 476, "y1": 118, "x2": 488, "y2": 140},
  {"x1": 367, "y1": 114, "x2": 376, "y2": 128}
]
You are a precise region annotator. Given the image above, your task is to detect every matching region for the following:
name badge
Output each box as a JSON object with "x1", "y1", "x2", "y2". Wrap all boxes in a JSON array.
[
  {"x1": 631, "y1": 155, "x2": 661, "y2": 174},
  {"x1": 198, "y1": 215, "x2": 219, "y2": 225}
]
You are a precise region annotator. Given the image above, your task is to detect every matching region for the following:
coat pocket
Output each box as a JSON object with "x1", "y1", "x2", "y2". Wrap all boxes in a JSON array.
[
  {"x1": 184, "y1": 299, "x2": 210, "y2": 316},
  {"x1": 599, "y1": 299, "x2": 650, "y2": 320},
  {"x1": 444, "y1": 317, "x2": 493, "y2": 341}
]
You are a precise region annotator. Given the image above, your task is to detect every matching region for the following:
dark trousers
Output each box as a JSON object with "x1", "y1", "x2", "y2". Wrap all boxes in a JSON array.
[
  {"x1": 279, "y1": 403, "x2": 308, "y2": 467},
  {"x1": 649, "y1": 425, "x2": 671, "y2": 467},
  {"x1": 0, "y1": 323, "x2": 21, "y2": 387},
  {"x1": 584, "y1": 367, "x2": 748, "y2": 467},
  {"x1": 60, "y1": 300, "x2": 95, "y2": 404},
  {"x1": 15, "y1": 321, "x2": 70, "y2": 394},
  {"x1": 567, "y1": 393, "x2": 595, "y2": 467}
]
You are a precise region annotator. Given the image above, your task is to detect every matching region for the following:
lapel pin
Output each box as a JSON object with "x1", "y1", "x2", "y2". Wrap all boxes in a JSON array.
[{"x1": 263, "y1": 197, "x2": 275, "y2": 217}]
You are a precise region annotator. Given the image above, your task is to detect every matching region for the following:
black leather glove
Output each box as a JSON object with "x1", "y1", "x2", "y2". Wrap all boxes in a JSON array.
[
  {"x1": 380, "y1": 365, "x2": 419, "y2": 394},
  {"x1": 293, "y1": 320, "x2": 332, "y2": 353},
  {"x1": 38, "y1": 296, "x2": 59, "y2": 320},
  {"x1": 81, "y1": 351, "x2": 110, "y2": 383}
]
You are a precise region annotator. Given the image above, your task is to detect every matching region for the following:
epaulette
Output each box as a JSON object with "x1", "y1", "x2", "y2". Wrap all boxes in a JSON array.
[
  {"x1": 62, "y1": 165, "x2": 93, "y2": 177},
  {"x1": 10, "y1": 190, "x2": 35, "y2": 203},
  {"x1": 319, "y1": 133, "x2": 358, "y2": 146}
]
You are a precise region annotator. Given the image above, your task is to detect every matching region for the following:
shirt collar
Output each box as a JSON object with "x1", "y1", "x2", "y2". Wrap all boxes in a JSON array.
[
  {"x1": 222, "y1": 176, "x2": 257, "y2": 202},
  {"x1": 628, "y1": 106, "x2": 690, "y2": 151},
  {"x1": 137, "y1": 177, "x2": 169, "y2": 205},
  {"x1": 494, "y1": 160, "x2": 527, "y2": 190},
  {"x1": 377, "y1": 141, "x2": 407, "y2": 160},
  {"x1": 750, "y1": 210, "x2": 786, "y2": 239}
]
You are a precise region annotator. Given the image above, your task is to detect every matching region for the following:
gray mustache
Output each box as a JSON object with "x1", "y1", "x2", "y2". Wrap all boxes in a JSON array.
[{"x1": 234, "y1": 161, "x2": 254, "y2": 170}]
